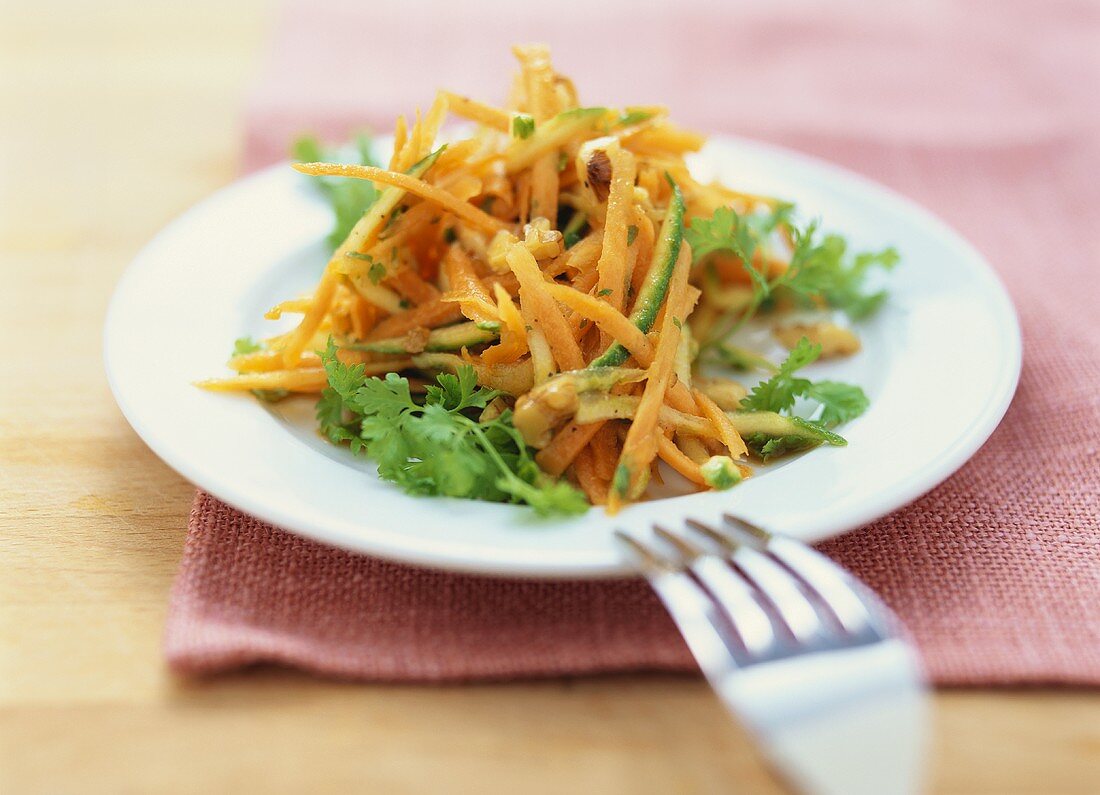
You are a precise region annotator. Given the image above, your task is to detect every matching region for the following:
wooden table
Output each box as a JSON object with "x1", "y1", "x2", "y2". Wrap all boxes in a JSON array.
[{"x1": 1, "y1": 3, "x2": 1097, "y2": 793}]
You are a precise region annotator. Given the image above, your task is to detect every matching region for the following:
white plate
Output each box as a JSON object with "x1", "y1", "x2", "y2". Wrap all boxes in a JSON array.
[{"x1": 104, "y1": 136, "x2": 1020, "y2": 578}]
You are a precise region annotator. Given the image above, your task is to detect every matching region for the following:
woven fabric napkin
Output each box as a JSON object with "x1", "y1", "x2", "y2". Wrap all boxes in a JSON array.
[{"x1": 166, "y1": 0, "x2": 1100, "y2": 684}]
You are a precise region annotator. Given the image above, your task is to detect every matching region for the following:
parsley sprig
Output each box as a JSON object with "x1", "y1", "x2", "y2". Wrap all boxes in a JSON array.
[
  {"x1": 293, "y1": 133, "x2": 380, "y2": 250},
  {"x1": 686, "y1": 205, "x2": 898, "y2": 343},
  {"x1": 740, "y1": 337, "x2": 869, "y2": 427},
  {"x1": 316, "y1": 341, "x2": 588, "y2": 516}
]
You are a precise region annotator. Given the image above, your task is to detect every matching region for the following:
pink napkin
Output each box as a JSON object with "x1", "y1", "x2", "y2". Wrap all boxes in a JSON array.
[{"x1": 166, "y1": 0, "x2": 1100, "y2": 684}]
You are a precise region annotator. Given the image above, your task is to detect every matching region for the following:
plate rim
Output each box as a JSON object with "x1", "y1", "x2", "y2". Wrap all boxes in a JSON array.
[{"x1": 104, "y1": 134, "x2": 1022, "y2": 578}]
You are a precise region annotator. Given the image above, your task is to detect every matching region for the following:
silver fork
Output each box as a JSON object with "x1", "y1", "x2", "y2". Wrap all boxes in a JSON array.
[{"x1": 617, "y1": 516, "x2": 929, "y2": 795}]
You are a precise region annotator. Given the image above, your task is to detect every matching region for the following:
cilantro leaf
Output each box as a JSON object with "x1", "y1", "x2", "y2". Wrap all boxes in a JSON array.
[
  {"x1": 315, "y1": 341, "x2": 587, "y2": 515},
  {"x1": 686, "y1": 203, "x2": 793, "y2": 265},
  {"x1": 293, "y1": 132, "x2": 380, "y2": 250},
  {"x1": 687, "y1": 204, "x2": 898, "y2": 349},
  {"x1": 741, "y1": 337, "x2": 821, "y2": 414},
  {"x1": 804, "y1": 380, "x2": 869, "y2": 427},
  {"x1": 740, "y1": 338, "x2": 869, "y2": 428},
  {"x1": 774, "y1": 233, "x2": 898, "y2": 319},
  {"x1": 232, "y1": 336, "x2": 262, "y2": 356}
]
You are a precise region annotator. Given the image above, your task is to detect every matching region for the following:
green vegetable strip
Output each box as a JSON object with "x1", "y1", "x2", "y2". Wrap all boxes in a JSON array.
[{"x1": 588, "y1": 177, "x2": 685, "y2": 369}]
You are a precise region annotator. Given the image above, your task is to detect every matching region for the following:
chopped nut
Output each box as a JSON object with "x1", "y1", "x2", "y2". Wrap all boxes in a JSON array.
[
  {"x1": 586, "y1": 149, "x2": 613, "y2": 201},
  {"x1": 523, "y1": 218, "x2": 564, "y2": 259},
  {"x1": 402, "y1": 326, "x2": 432, "y2": 354},
  {"x1": 774, "y1": 322, "x2": 861, "y2": 358},
  {"x1": 694, "y1": 376, "x2": 749, "y2": 411}
]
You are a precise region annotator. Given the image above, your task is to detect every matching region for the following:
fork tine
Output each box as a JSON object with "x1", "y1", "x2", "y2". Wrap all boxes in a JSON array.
[
  {"x1": 767, "y1": 535, "x2": 887, "y2": 640},
  {"x1": 697, "y1": 520, "x2": 828, "y2": 646},
  {"x1": 636, "y1": 526, "x2": 781, "y2": 661},
  {"x1": 615, "y1": 528, "x2": 745, "y2": 674},
  {"x1": 726, "y1": 515, "x2": 886, "y2": 640}
]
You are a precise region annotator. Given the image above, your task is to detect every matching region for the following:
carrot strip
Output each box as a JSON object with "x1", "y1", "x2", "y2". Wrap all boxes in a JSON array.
[
  {"x1": 544, "y1": 283, "x2": 654, "y2": 365},
  {"x1": 628, "y1": 205, "x2": 656, "y2": 300},
  {"x1": 366, "y1": 299, "x2": 463, "y2": 340},
  {"x1": 264, "y1": 298, "x2": 312, "y2": 320},
  {"x1": 440, "y1": 90, "x2": 510, "y2": 131},
  {"x1": 292, "y1": 163, "x2": 505, "y2": 234},
  {"x1": 505, "y1": 245, "x2": 584, "y2": 371},
  {"x1": 591, "y1": 423, "x2": 620, "y2": 483},
  {"x1": 656, "y1": 435, "x2": 707, "y2": 486},
  {"x1": 535, "y1": 421, "x2": 605, "y2": 477},
  {"x1": 229, "y1": 349, "x2": 320, "y2": 374},
  {"x1": 572, "y1": 448, "x2": 609, "y2": 505},
  {"x1": 481, "y1": 283, "x2": 529, "y2": 365},
  {"x1": 692, "y1": 388, "x2": 749, "y2": 458},
  {"x1": 440, "y1": 246, "x2": 498, "y2": 325},
  {"x1": 385, "y1": 267, "x2": 441, "y2": 306},
  {"x1": 594, "y1": 142, "x2": 637, "y2": 313}
]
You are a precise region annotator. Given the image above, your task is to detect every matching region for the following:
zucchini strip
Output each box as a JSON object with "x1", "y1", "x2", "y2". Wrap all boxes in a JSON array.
[
  {"x1": 609, "y1": 242, "x2": 693, "y2": 510},
  {"x1": 573, "y1": 394, "x2": 717, "y2": 438},
  {"x1": 346, "y1": 322, "x2": 497, "y2": 354},
  {"x1": 589, "y1": 177, "x2": 684, "y2": 368}
]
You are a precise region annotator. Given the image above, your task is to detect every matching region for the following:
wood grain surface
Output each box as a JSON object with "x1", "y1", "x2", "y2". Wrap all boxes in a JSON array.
[{"x1": 1, "y1": 3, "x2": 1097, "y2": 793}]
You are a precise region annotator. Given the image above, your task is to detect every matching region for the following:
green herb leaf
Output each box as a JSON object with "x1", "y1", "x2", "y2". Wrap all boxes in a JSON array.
[
  {"x1": 596, "y1": 288, "x2": 613, "y2": 297},
  {"x1": 739, "y1": 337, "x2": 869, "y2": 427},
  {"x1": 803, "y1": 380, "x2": 870, "y2": 427},
  {"x1": 776, "y1": 235, "x2": 899, "y2": 319},
  {"x1": 741, "y1": 337, "x2": 820, "y2": 414},
  {"x1": 315, "y1": 340, "x2": 587, "y2": 515},
  {"x1": 626, "y1": 225, "x2": 638, "y2": 246},
  {"x1": 232, "y1": 336, "x2": 262, "y2": 356}
]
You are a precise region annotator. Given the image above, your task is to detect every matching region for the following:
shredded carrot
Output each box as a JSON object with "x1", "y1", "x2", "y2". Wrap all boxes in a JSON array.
[
  {"x1": 386, "y1": 267, "x2": 441, "y2": 306},
  {"x1": 505, "y1": 244, "x2": 584, "y2": 371},
  {"x1": 440, "y1": 90, "x2": 510, "y2": 131},
  {"x1": 572, "y1": 447, "x2": 609, "y2": 505},
  {"x1": 481, "y1": 283, "x2": 529, "y2": 365},
  {"x1": 656, "y1": 435, "x2": 707, "y2": 486},
  {"x1": 544, "y1": 282, "x2": 654, "y2": 365},
  {"x1": 594, "y1": 142, "x2": 637, "y2": 314},
  {"x1": 692, "y1": 388, "x2": 749, "y2": 459},
  {"x1": 440, "y1": 246, "x2": 498, "y2": 325},
  {"x1": 292, "y1": 163, "x2": 505, "y2": 235},
  {"x1": 535, "y1": 420, "x2": 605, "y2": 477}
]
